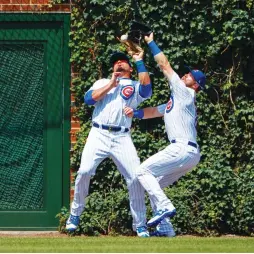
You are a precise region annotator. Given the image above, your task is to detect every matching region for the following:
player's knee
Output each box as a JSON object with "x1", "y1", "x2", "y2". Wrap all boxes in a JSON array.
[
  {"x1": 126, "y1": 179, "x2": 145, "y2": 199},
  {"x1": 125, "y1": 175, "x2": 141, "y2": 189},
  {"x1": 125, "y1": 176, "x2": 136, "y2": 186},
  {"x1": 136, "y1": 166, "x2": 147, "y2": 178}
]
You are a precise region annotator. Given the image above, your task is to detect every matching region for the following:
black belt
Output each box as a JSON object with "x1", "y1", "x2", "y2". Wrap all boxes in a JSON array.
[
  {"x1": 171, "y1": 139, "x2": 198, "y2": 148},
  {"x1": 93, "y1": 122, "x2": 129, "y2": 132}
]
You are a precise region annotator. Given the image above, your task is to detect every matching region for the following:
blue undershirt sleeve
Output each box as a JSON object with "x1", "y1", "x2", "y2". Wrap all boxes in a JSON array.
[
  {"x1": 84, "y1": 90, "x2": 96, "y2": 105},
  {"x1": 139, "y1": 84, "x2": 152, "y2": 98}
]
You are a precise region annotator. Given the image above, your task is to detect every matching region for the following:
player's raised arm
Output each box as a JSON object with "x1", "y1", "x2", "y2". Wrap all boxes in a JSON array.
[
  {"x1": 131, "y1": 49, "x2": 152, "y2": 99},
  {"x1": 124, "y1": 105, "x2": 165, "y2": 119},
  {"x1": 144, "y1": 33, "x2": 174, "y2": 81}
]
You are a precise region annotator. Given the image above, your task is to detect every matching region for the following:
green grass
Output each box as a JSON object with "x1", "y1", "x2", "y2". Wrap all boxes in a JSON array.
[{"x1": 0, "y1": 236, "x2": 254, "y2": 253}]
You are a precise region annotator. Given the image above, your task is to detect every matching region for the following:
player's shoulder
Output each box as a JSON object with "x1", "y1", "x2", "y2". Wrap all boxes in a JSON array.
[
  {"x1": 177, "y1": 87, "x2": 195, "y2": 106},
  {"x1": 92, "y1": 78, "x2": 110, "y2": 89},
  {"x1": 170, "y1": 71, "x2": 194, "y2": 98},
  {"x1": 94, "y1": 78, "x2": 110, "y2": 85},
  {"x1": 186, "y1": 87, "x2": 196, "y2": 98}
]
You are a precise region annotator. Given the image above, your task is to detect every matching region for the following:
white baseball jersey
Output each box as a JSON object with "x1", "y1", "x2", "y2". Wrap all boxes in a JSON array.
[
  {"x1": 157, "y1": 72, "x2": 197, "y2": 143},
  {"x1": 88, "y1": 78, "x2": 149, "y2": 128},
  {"x1": 70, "y1": 77, "x2": 151, "y2": 230}
]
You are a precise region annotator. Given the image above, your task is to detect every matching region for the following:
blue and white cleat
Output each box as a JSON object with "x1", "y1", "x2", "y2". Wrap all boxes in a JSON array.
[
  {"x1": 150, "y1": 218, "x2": 176, "y2": 237},
  {"x1": 66, "y1": 214, "x2": 80, "y2": 232},
  {"x1": 136, "y1": 226, "x2": 150, "y2": 237},
  {"x1": 147, "y1": 208, "x2": 176, "y2": 227}
]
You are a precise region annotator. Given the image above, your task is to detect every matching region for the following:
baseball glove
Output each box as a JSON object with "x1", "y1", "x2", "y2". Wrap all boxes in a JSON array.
[
  {"x1": 119, "y1": 20, "x2": 152, "y2": 57},
  {"x1": 130, "y1": 20, "x2": 152, "y2": 38},
  {"x1": 119, "y1": 34, "x2": 144, "y2": 57}
]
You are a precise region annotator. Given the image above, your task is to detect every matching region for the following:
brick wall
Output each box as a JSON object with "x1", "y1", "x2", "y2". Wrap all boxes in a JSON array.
[
  {"x1": 0, "y1": 0, "x2": 71, "y2": 12},
  {"x1": 0, "y1": 0, "x2": 79, "y2": 200},
  {"x1": 70, "y1": 71, "x2": 81, "y2": 199}
]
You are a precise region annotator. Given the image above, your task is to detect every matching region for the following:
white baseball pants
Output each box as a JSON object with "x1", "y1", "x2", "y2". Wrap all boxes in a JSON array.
[
  {"x1": 70, "y1": 127, "x2": 146, "y2": 230},
  {"x1": 137, "y1": 141, "x2": 200, "y2": 211}
]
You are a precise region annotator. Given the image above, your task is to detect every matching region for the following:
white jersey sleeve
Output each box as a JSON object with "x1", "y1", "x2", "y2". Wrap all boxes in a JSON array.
[
  {"x1": 85, "y1": 79, "x2": 110, "y2": 106},
  {"x1": 90, "y1": 78, "x2": 110, "y2": 90},
  {"x1": 168, "y1": 72, "x2": 192, "y2": 100}
]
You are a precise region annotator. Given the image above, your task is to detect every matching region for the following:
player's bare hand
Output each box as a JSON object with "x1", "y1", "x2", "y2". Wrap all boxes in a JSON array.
[
  {"x1": 144, "y1": 32, "x2": 154, "y2": 44},
  {"x1": 123, "y1": 106, "x2": 134, "y2": 118},
  {"x1": 110, "y1": 72, "x2": 121, "y2": 87},
  {"x1": 132, "y1": 50, "x2": 144, "y2": 61}
]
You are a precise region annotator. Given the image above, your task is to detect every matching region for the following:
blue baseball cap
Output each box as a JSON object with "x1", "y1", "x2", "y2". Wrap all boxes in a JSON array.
[
  {"x1": 110, "y1": 51, "x2": 131, "y2": 67},
  {"x1": 186, "y1": 66, "x2": 206, "y2": 90}
]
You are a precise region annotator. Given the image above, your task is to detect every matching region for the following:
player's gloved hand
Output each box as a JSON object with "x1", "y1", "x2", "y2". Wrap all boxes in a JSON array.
[
  {"x1": 123, "y1": 106, "x2": 134, "y2": 118},
  {"x1": 129, "y1": 21, "x2": 152, "y2": 38},
  {"x1": 110, "y1": 72, "x2": 121, "y2": 87},
  {"x1": 144, "y1": 32, "x2": 154, "y2": 44}
]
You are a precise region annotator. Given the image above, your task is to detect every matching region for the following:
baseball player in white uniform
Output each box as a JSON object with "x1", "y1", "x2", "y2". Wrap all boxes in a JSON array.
[
  {"x1": 124, "y1": 32, "x2": 206, "y2": 236},
  {"x1": 66, "y1": 50, "x2": 152, "y2": 237}
]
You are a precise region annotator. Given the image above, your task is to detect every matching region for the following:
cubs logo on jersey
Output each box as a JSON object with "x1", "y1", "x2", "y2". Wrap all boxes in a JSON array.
[
  {"x1": 120, "y1": 85, "x2": 135, "y2": 100},
  {"x1": 166, "y1": 96, "x2": 174, "y2": 113}
]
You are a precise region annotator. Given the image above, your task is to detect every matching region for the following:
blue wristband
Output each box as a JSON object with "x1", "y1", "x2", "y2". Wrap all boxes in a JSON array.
[
  {"x1": 135, "y1": 60, "x2": 147, "y2": 73},
  {"x1": 148, "y1": 41, "x2": 162, "y2": 56},
  {"x1": 133, "y1": 109, "x2": 144, "y2": 119}
]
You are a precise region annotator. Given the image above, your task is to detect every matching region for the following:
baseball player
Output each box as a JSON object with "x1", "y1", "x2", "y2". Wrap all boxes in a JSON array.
[
  {"x1": 66, "y1": 50, "x2": 152, "y2": 237},
  {"x1": 124, "y1": 32, "x2": 206, "y2": 236}
]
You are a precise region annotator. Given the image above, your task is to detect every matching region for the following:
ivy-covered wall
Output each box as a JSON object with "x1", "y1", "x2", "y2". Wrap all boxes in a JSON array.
[{"x1": 58, "y1": 0, "x2": 254, "y2": 236}]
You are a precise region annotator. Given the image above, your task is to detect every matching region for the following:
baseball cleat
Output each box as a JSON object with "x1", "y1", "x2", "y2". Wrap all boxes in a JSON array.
[
  {"x1": 147, "y1": 208, "x2": 176, "y2": 227},
  {"x1": 136, "y1": 226, "x2": 150, "y2": 237},
  {"x1": 150, "y1": 219, "x2": 176, "y2": 237},
  {"x1": 66, "y1": 214, "x2": 80, "y2": 232}
]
